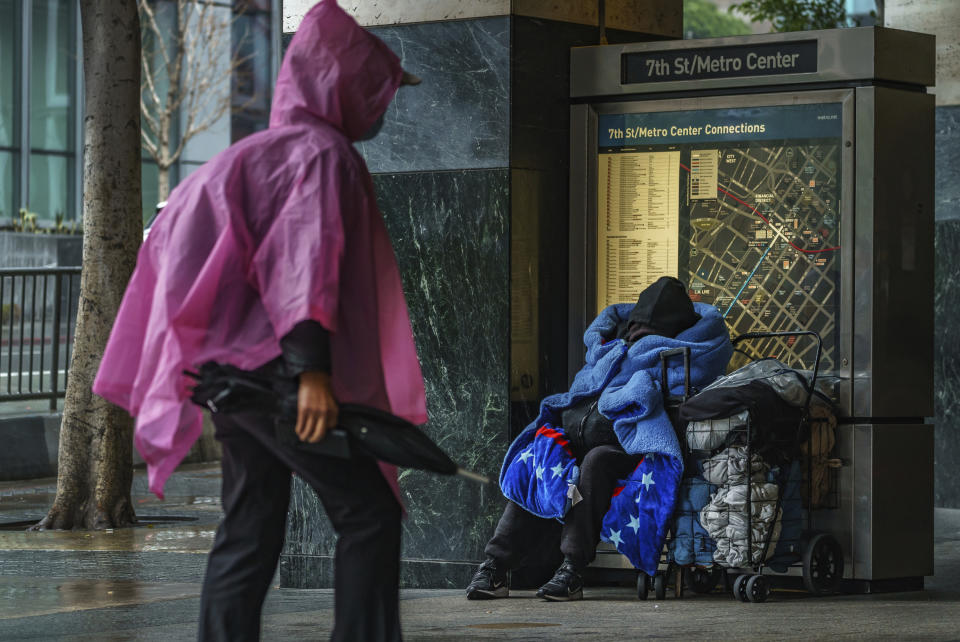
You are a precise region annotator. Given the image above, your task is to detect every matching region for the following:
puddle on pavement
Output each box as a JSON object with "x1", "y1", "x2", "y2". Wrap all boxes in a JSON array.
[
  {"x1": 0, "y1": 515, "x2": 216, "y2": 553},
  {"x1": 0, "y1": 515, "x2": 200, "y2": 530},
  {"x1": 132, "y1": 495, "x2": 222, "y2": 512},
  {"x1": 467, "y1": 623, "x2": 561, "y2": 629},
  {"x1": 0, "y1": 577, "x2": 201, "y2": 620}
]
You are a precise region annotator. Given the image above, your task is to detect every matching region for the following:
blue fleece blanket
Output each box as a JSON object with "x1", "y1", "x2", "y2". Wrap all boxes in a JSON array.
[
  {"x1": 500, "y1": 303, "x2": 732, "y2": 573},
  {"x1": 667, "y1": 474, "x2": 718, "y2": 567}
]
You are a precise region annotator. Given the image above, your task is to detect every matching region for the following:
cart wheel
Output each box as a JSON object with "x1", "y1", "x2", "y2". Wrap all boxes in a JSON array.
[
  {"x1": 745, "y1": 574, "x2": 769, "y2": 603},
  {"x1": 654, "y1": 573, "x2": 667, "y2": 600},
  {"x1": 686, "y1": 567, "x2": 720, "y2": 594},
  {"x1": 674, "y1": 566, "x2": 685, "y2": 598},
  {"x1": 637, "y1": 573, "x2": 649, "y2": 600},
  {"x1": 803, "y1": 533, "x2": 844, "y2": 595},
  {"x1": 732, "y1": 574, "x2": 750, "y2": 602}
]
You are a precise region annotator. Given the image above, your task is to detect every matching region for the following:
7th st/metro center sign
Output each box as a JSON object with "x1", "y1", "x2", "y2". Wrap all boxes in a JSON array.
[{"x1": 622, "y1": 41, "x2": 818, "y2": 84}]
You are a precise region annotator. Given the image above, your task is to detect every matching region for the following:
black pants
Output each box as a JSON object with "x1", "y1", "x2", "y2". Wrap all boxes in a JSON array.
[
  {"x1": 199, "y1": 411, "x2": 402, "y2": 642},
  {"x1": 484, "y1": 444, "x2": 641, "y2": 570}
]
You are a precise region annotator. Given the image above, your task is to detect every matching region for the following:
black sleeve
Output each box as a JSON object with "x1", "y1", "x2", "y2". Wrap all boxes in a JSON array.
[{"x1": 280, "y1": 320, "x2": 332, "y2": 376}]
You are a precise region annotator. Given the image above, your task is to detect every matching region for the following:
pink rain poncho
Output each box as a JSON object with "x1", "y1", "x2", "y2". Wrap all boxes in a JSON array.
[{"x1": 93, "y1": 0, "x2": 427, "y2": 499}]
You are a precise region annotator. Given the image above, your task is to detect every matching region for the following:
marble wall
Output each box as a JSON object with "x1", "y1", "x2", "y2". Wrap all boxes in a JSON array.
[
  {"x1": 885, "y1": 0, "x2": 960, "y2": 106},
  {"x1": 278, "y1": 9, "x2": 678, "y2": 587},
  {"x1": 886, "y1": 0, "x2": 960, "y2": 508},
  {"x1": 933, "y1": 106, "x2": 960, "y2": 508},
  {"x1": 935, "y1": 217, "x2": 960, "y2": 508},
  {"x1": 282, "y1": 170, "x2": 511, "y2": 588},
  {"x1": 281, "y1": 16, "x2": 520, "y2": 589},
  {"x1": 355, "y1": 20, "x2": 510, "y2": 173}
]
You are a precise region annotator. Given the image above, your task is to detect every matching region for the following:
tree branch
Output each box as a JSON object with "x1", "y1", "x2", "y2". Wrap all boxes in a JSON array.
[{"x1": 141, "y1": 0, "x2": 260, "y2": 169}]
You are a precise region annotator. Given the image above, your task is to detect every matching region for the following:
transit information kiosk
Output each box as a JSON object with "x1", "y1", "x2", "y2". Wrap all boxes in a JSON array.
[{"x1": 569, "y1": 27, "x2": 935, "y2": 587}]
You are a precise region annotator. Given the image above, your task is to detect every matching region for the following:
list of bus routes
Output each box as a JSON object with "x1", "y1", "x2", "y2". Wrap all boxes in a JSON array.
[
  {"x1": 598, "y1": 103, "x2": 843, "y2": 370},
  {"x1": 596, "y1": 151, "x2": 680, "y2": 311}
]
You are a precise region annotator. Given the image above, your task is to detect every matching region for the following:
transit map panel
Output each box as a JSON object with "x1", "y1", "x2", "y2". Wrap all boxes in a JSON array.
[{"x1": 597, "y1": 103, "x2": 843, "y2": 370}]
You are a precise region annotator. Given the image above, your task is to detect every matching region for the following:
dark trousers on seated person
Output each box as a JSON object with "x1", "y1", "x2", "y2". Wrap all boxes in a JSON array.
[
  {"x1": 199, "y1": 411, "x2": 402, "y2": 642},
  {"x1": 484, "y1": 444, "x2": 642, "y2": 570}
]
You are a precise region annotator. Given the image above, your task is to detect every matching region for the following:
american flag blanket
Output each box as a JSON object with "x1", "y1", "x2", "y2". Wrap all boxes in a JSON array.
[{"x1": 499, "y1": 302, "x2": 732, "y2": 575}]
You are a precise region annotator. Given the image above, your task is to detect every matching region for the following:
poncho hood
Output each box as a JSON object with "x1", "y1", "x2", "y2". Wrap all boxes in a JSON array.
[
  {"x1": 92, "y1": 1, "x2": 426, "y2": 499},
  {"x1": 270, "y1": 0, "x2": 403, "y2": 139}
]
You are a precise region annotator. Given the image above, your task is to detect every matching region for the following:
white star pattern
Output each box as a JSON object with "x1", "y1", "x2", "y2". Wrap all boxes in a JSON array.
[
  {"x1": 627, "y1": 514, "x2": 641, "y2": 533},
  {"x1": 551, "y1": 463, "x2": 565, "y2": 478},
  {"x1": 640, "y1": 471, "x2": 656, "y2": 491},
  {"x1": 535, "y1": 465, "x2": 545, "y2": 480},
  {"x1": 518, "y1": 449, "x2": 533, "y2": 464},
  {"x1": 608, "y1": 529, "x2": 624, "y2": 547}
]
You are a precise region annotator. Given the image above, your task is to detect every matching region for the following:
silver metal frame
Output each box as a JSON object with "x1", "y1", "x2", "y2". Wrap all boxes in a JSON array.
[
  {"x1": 74, "y1": 4, "x2": 84, "y2": 222},
  {"x1": 851, "y1": 86, "x2": 935, "y2": 419},
  {"x1": 569, "y1": 28, "x2": 936, "y2": 582},
  {"x1": 570, "y1": 27, "x2": 935, "y2": 99},
  {"x1": 815, "y1": 422, "x2": 935, "y2": 580},
  {"x1": 18, "y1": 1, "x2": 31, "y2": 211},
  {"x1": 271, "y1": 0, "x2": 283, "y2": 85}
]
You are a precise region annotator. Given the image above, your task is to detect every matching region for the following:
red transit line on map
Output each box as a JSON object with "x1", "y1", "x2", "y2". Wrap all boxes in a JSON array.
[{"x1": 679, "y1": 162, "x2": 840, "y2": 254}]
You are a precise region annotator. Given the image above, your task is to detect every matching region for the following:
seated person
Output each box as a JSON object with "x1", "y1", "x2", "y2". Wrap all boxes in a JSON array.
[{"x1": 466, "y1": 276, "x2": 732, "y2": 601}]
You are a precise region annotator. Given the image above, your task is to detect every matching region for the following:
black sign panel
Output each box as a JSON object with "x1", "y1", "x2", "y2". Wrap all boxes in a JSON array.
[{"x1": 622, "y1": 40, "x2": 818, "y2": 84}]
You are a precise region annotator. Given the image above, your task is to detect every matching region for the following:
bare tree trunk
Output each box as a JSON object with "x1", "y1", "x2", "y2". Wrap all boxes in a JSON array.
[
  {"x1": 157, "y1": 165, "x2": 170, "y2": 203},
  {"x1": 33, "y1": 0, "x2": 142, "y2": 531}
]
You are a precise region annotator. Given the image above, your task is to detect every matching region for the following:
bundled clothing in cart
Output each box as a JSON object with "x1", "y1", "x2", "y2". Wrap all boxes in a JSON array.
[
  {"x1": 486, "y1": 277, "x2": 733, "y2": 596},
  {"x1": 699, "y1": 446, "x2": 781, "y2": 567},
  {"x1": 678, "y1": 357, "x2": 838, "y2": 569}
]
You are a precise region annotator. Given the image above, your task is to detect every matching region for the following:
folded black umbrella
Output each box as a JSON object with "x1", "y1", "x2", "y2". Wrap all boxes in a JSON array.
[{"x1": 184, "y1": 362, "x2": 488, "y2": 484}]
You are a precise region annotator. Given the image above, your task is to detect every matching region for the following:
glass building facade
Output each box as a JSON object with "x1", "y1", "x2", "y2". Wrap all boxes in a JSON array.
[
  {"x1": 0, "y1": 0, "x2": 79, "y2": 225},
  {"x1": 0, "y1": 0, "x2": 279, "y2": 226}
]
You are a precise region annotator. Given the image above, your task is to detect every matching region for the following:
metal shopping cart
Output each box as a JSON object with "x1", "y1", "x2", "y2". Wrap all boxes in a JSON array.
[{"x1": 638, "y1": 331, "x2": 844, "y2": 603}]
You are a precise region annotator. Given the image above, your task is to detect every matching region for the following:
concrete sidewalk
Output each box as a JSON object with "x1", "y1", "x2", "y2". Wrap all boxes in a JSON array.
[{"x1": 1, "y1": 465, "x2": 958, "y2": 640}]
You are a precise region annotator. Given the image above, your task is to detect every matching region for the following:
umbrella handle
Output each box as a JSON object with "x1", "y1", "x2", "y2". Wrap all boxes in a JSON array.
[{"x1": 456, "y1": 468, "x2": 490, "y2": 485}]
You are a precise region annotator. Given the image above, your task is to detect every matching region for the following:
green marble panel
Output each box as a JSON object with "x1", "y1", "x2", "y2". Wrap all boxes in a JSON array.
[
  {"x1": 280, "y1": 168, "x2": 512, "y2": 587},
  {"x1": 935, "y1": 218, "x2": 960, "y2": 508}
]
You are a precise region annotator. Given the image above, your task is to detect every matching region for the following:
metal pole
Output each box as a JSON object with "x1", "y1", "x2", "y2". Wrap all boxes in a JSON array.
[
  {"x1": 19, "y1": 0, "x2": 31, "y2": 210},
  {"x1": 271, "y1": 0, "x2": 282, "y2": 86},
  {"x1": 28, "y1": 274, "x2": 37, "y2": 392},
  {"x1": 74, "y1": 0, "x2": 84, "y2": 222},
  {"x1": 49, "y1": 272, "x2": 62, "y2": 412},
  {"x1": 39, "y1": 273, "x2": 49, "y2": 393}
]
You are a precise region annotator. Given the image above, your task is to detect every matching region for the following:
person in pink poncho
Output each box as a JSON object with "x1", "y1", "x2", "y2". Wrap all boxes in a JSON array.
[{"x1": 92, "y1": 2, "x2": 426, "y2": 640}]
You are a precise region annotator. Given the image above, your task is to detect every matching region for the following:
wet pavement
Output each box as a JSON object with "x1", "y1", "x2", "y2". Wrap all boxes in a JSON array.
[{"x1": 0, "y1": 464, "x2": 958, "y2": 640}]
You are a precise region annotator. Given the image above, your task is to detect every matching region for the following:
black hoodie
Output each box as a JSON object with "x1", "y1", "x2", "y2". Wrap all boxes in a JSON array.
[{"x1": 566, "y1": 277, "x2": 701, "y2": 454}]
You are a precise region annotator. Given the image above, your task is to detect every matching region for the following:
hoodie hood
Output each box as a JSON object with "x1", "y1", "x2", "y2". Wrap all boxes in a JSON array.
[
  {"x1": 620, "y1": 276, "x2": 701, "y2": 340},
  {"x1": 270, "y1": 0, "x2": 403, "y2": 139}
]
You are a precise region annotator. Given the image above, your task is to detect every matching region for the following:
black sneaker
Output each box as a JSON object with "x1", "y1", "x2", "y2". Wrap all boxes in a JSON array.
[
  {"x1": 536, "y1": 560, "x2": 583, "y2": 601},
  {"x1": 466, "y1": 558, "x2": 509, "y2": 600}
]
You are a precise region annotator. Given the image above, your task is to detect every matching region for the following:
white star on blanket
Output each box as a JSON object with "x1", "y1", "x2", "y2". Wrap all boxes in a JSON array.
[
  {"x1": 551, "y1": 463, "x2": 565, "y2": 478},
  {"x1": 608, "y1": 529, "x2": 624, "y2": 547},
  {"x1": 627, "y1": 514, "x2": 641, "y2": 533},
  {"x1": 518, "y1": 449, "x2": 533, "y2": 464},
  {"x1": 641, "y1": 471, "x2": 656, "y2": 491},
  {"x1": 535, "y1": 465, "x2": 545, "y2": 480}
]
